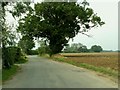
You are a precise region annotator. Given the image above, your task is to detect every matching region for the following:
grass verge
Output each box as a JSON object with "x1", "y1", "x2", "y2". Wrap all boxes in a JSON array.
[
  {"x1": 79, "y1": 63, "x2": 118, "y2": 78},
  {"x1": 52, "y1": 56, "x2": 118, "y2": 79},
  {"x1": 2, "y1": 65, "x2": 20, "y2": 82}
]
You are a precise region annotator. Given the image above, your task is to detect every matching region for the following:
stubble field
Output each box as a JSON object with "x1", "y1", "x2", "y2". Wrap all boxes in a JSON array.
[{"x1": 60, "y1": 52, "x2": 118, "y2": 71}]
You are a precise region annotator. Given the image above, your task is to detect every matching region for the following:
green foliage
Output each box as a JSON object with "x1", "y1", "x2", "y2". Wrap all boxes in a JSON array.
[
  {"x1": 38, "y1": 47, "x2": 46, "y2": 56},
  {"x1": 2, "y1": 47, "x2": 13, "y2": 69},
  {"x1": 53, "y1": 57, "x2": 65, "y2": 62},
  {"x1": 18, "y1": 36, "x2": 35, "y2": 55},
  {"x1": 1, "y1": 2, "x2": 29, "y2": 69},
  {"x1": 2, "y1": 46, "x2": 27, "y2": 69},
  {"x1": 1, "y1": 2, "x2": 18, "y2": 69},
  {"x1": 15, "y1": 55, "x2": 27, "y2": 64},
  {"x1": 11, "y1": 2, "x2": 33, "y2": 18},
  {"x1": 27, "y1": 50, "x2": 38, "y2": 55},
  {"x1": 78, "y1": 45, "x2": 89, "y2": 52},
  {"x1": 63, "y1": 44, "x2": 103, "y2": 53},
  {"x1": 2, "y1": 24, "x2": 16, "y2": 47},
  {"x1": 91, "y1": 45, "x2": 103, "y2": 52},
  {"x1": 7, "y1": 47, "x2": 21, "y2": 63},
  {"x1": 15, "y1": 1, "x2": 104, "y2": 56},
  {"x1": 0, "y1": 2, "x2": 19, "y2": 48},
  {"x1": 38, "y1": 40, "x2": 50, "y2": 56}
]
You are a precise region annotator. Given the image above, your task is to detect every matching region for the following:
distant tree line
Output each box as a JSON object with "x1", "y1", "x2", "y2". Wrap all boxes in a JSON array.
[
  {"x1": 36, "y1": 42, "x2": 103, "y2": 56},
  {"x1": 63, "y1": 43, "x2": 103, "y2": 53}
]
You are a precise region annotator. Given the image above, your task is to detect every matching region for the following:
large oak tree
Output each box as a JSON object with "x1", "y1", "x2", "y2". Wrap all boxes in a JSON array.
[{"x1": 15, "y1": 1, "x2": 105, "y2": 56}]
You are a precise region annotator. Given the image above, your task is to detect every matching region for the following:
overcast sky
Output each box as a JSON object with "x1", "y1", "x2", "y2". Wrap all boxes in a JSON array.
[
  {"x1": 6, "y1": 0, "x2": 119, "y2": 50},
  {"x1": 68, "y1": 0, "x2": 118, "y2": 50}
]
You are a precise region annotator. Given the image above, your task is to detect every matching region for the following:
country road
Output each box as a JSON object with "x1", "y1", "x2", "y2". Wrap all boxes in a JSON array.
[{"x1": 3, "y1": 55, "x2": 117, "y2": 88}]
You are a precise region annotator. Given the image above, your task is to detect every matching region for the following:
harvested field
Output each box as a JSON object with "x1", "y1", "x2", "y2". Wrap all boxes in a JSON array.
[{"x1": 60, "y1": 52, "x2": 118, "y2": 71}]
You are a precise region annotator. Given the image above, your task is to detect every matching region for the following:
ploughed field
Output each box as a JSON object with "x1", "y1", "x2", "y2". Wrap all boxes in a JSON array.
[{"x1": 60, "y1": 52, "x2": 118, "y2": 71}]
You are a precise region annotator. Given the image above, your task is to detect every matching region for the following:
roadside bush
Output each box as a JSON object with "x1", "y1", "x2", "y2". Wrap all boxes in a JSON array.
[
  {"x1": 2, "y1": 47, "x2": 13, "y2": 69},
  {"x1": 6, "y1": 47, "x2": 19, "y2": 63},
  {"x1": 14, "y1": 47, "x2": 22, "y2": 62},
  {"x1": 15, "y1": 55, "x2": 27, "y2": 64},
  {"x1": 2, "y1": 46, "x2": 27, "y2": 69}
]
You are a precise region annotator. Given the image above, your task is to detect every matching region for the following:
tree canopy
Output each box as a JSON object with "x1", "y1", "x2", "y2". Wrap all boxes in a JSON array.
[
  {"x1": 91, "y1": 45, "x2": 103, "y2": 52},
  {"x1": 13, "y1": 1, "x2": 105, "y2": 56},
  {"x1": 18, "y1": 36, "x2": 35, "y2": 54}
]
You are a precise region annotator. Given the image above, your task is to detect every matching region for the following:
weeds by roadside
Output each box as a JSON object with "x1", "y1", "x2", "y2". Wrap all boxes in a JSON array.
[
  {"x1": 2, "y1": 56, "x2": 28, "y2": 83},
  {"x1": 2, "y1": 65, "x2": 20, "y2": 82}
]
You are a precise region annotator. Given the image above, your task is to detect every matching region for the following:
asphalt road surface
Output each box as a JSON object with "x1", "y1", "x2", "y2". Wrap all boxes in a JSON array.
[{"x1": 3, "y1": 55, "x2": 118, "y2": 88}]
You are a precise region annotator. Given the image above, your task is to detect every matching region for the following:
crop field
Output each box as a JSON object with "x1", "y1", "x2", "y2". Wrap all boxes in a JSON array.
[{"x1": 60, "y1": 52, "x2": 119, "y2": 71}]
